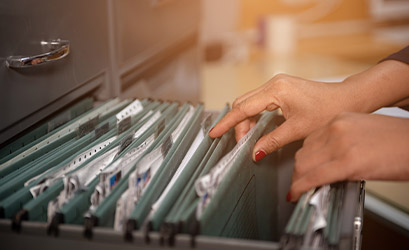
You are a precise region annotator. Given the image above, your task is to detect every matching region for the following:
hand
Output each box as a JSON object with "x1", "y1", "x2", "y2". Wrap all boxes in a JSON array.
[
  {"x1": 209, "y1": 73, "x2": 362, "y2": 161},
  {"x1": 209, "y1": 60, "x2": 409, "y2": 162},
  {"x1": 289, "y1": 112, "x2": 409, "y2": 201}
]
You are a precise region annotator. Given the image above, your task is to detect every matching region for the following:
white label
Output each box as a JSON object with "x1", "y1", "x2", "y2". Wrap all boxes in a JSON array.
[
  {"x1": 29, "y1": 136, "x2": 117, "y2": 198},
  {"x1": 116, "y1": 100, "x2": 143, "y2": 124}
]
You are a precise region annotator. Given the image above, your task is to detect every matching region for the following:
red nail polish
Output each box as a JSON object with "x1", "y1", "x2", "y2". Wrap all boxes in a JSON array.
[
  {"x1": 286, "y1": 192, "x2": 291, "y2": 202},
  {"x1": 208, "y1": 127, "x2": 214, "y2": 134},
  {"x1": 254, "y1": 150, "x2": 266, "y2": 162}
]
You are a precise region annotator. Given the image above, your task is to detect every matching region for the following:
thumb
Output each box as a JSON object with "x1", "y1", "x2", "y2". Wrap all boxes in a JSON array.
[{"x1": 252, "y1": 119, "x2": 301, "y2": 162}]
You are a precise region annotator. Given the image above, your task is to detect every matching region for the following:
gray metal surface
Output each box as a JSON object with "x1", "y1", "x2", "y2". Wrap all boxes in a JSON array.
[
  {"x1": 365, "y1": 193, "x2": 409, "y2": 232},
  {"x1": 0, "y1": 219, "x2": 280, "y2": 250},
  {"x1": 339, "y1": 182, "x2": 361, "y2": 250},
  {"x1": 120, "y1": 45, "x2": 201, "y2": 104},
  {"x1": 0, "y1": 0, "x2": 109, "y2": 142},
  {"x1": 0, "y1": 74, "x2": 104, "y2": 146},
  {"x1": 113, "y1": 0, "x2": 200, "y2": 66},
  {"x1": 107, "y1": 0, "x2": 201, "y2": 99}
]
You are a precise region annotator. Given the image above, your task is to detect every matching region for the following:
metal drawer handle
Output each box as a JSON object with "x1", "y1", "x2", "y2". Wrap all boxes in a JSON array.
[{"x1": 6, "y1": 39, "x2": 70, "y2": 68}]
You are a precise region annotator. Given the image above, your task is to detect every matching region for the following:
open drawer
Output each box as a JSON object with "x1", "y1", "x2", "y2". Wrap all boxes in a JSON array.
[{"x1": 0, "y1": 98, "x2": 364, "y2": 250}]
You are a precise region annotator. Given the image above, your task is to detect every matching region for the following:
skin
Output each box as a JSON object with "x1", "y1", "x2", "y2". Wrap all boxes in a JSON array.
[
  {"x1": 208, "y1": 59, "x2": 409, "y2": 201},
  {"x1": 292, "y1": 112, "x2": 409, "y2": 201}
]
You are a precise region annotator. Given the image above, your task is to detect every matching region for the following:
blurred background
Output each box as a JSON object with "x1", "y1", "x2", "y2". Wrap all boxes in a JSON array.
[
  {"x1": 199, "y1": 0, "x2": 409, "y2": 249},
  {"x1": 199, "y1": 0, "x2": 409, "y2": 108}
]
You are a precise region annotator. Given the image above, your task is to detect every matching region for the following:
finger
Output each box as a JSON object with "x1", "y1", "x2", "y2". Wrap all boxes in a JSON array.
[
  {"x1": 288, "y1": 160, "x2": 347, "y2": 201},
  {"x1": 293, "y1": 129, "x2": 331, "y2": 178},
  {"x1": 294, "y1": 128, "x2": 330, "y2": 168},
  {"x1": 235, "y1": 117, "x2": 258, "y2": 142},
  {"x1": 235, "y1": 119, "x2": 251, "y2": 142},
  {"x1": 249, "y1": 117, "x2": 257, "y2": 129},
  {"x1": 233, "y1": 85, "x2": 266, "y2": 107},
  {"x1": 252, "y1": 118, "x2": 301, "y2": 161},
  {"x1": 293, "y1": 144, "x2": 332, "y2": 183},
  {"x1": 302, "y1": 127, "x2": 327, "y2": 147},
  {"x1": 209, "y1": 91, "x2": 280, "y2": 138}
]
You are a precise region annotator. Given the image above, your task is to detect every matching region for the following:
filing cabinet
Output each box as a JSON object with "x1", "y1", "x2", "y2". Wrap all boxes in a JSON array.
[
  {"x1": 110, "y1": 0, "x2": 200, "y2": 101},
  {"x1": 0, "y1": 0, "x2": 110, "y2": 144},
  {"x1": 0, "y1": 0, "x2": 201, "y2": 146}
]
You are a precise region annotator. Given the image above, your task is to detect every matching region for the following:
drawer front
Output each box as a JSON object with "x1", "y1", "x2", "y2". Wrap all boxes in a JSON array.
[
  {"x1": 115, "y1": 0, "x2": 200, "y2": 65},
  {"x1": 0, "y1": 0, "x2": 109, "y2": 132},
  {"x1": 120, "y1": 45, "x2": 200, "y2": 103}
]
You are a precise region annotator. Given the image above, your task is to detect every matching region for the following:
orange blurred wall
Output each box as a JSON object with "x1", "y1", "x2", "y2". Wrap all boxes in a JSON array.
[{"x1": 239, "y1": 0, "x2": 371, "y2": 29}]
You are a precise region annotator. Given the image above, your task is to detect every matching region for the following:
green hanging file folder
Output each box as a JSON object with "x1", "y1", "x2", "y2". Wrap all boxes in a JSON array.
[{"x1": 194, "y1": 110, "x2": 278, "y2": 240}]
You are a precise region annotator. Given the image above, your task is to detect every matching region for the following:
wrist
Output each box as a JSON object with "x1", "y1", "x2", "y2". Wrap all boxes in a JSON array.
[
  {"x1": 340, "y1": 60, "x2": 409, "y2": 113},
  {"x1": 327, "y1": 80, "x2": 372, "y2": 114},
  {"x1": 388, "y1": 118, "x2": 409, "y2": 178}
]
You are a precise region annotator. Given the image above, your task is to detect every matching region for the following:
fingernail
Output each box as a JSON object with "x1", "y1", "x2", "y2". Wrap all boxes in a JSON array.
[
  {"x1": 286, "y1": 192, "x2": 291, "y2": 202},
  {"x1": 254, "y1": 150, "x2": 266, "y2": 162},
  {"x1": 208, "y1": 127, "x2": 214, "y2": 134}
]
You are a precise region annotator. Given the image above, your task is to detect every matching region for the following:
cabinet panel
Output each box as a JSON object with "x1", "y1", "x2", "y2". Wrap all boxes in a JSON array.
[
  {"x1": 114, "y1": 0, "x2": 200, "y2": 66},
  {"x1": 0, "y1": 0, "x2": 109, "y2": 132}
]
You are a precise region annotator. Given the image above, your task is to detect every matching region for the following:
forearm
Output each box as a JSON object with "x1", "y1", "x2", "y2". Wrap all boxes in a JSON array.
[{"x1": 341, "y1": 60, "x2": 409, "y2": 113}]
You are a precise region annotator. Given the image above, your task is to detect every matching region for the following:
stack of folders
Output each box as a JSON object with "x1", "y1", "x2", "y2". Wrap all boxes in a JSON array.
[
  {"x1": 281, "y1": 182, "x2": 365, "y2": 250},
  {"x1": 0, "y1": 97, "x2": 362, "y2": 249}
]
